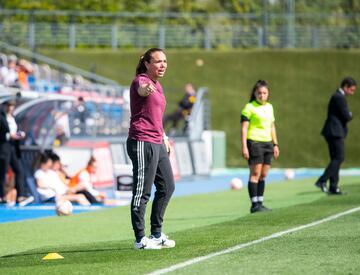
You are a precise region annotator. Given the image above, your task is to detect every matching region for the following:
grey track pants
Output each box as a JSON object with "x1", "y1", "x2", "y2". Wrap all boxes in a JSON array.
[{"x1": 126, "y1": 138, "x2": 175, "y2": 238}]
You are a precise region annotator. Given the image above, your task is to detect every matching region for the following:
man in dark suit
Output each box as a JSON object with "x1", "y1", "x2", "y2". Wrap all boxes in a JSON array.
[
  {"x1": 0, "y1": 105, "x2": 11, "y2": 202},
  {"x1": 315, "y1": 77, "x2": 356, "y2": 195}
]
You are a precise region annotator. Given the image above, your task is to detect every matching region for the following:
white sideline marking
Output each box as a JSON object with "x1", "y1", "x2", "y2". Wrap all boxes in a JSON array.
[{"x1": 148, "y1": 206, "x2": 360, "y2": 275}]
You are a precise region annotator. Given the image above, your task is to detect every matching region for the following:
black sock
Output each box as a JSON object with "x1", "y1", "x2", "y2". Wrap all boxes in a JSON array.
[
  {"x1": 248, "y1": 181, "x2": 258, "y2": 206},
  {"x1": 151, "y1": 232, "x2": 161, "y2": 238},
  {"x1": 257, "y1": 180, "x2": 265, "y2": 205},
  {"x1": 136, "y1": 236, "x2": 144, "y2": 243}
]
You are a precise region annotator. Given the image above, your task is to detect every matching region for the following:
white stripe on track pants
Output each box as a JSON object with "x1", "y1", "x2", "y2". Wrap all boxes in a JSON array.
[{"x1": 126, "y1": 138, "x2": 175, "y2": 238}]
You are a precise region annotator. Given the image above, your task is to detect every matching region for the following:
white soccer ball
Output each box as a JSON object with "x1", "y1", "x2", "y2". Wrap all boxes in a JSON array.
[
  {"x1": 56, "y1": 200, "x2": 73, "y2": 216},
  {"x1": 195, "y1": 58, "x2": 204, "y2": 67},
  {"x1": 230, "y1": 177, "x2": 243, "y2": 190},
  {"x1": 284, "y1": 169, "x2": 295, "y2": 180}
]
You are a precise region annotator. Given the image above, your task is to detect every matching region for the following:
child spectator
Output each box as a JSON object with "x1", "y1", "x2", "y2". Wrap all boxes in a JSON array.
[
  {"x1": 49, "y1": 152, "x2": 69, "y2": 185},
  {"x1": 69, "y1": 156, "x2": 106, "y2": 204},
  {"x1": 34, "y1": 153, "x2": 90, "y2": 205}
]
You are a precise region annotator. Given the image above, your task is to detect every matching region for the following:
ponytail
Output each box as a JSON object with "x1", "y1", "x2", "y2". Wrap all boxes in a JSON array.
[{"x1": 135, "y1": 48, "x2": 164, "y2": 75}]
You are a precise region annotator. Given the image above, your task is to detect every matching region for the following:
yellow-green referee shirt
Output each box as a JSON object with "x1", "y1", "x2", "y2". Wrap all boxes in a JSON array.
[{"x1": 241, "y1": 101, "x2": 275, "y2": 142}]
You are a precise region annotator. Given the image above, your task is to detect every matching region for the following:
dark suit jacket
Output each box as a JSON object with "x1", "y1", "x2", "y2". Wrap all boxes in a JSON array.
[
  {"x1": 321, "y1": 89, "x2": 352, "y2": 138},
  {"x1": 0, "y1": 110, "x2": 22, "y2": 158},
  {"x1": 0, "y1": 110, "x2": 10, "y2": 144}
]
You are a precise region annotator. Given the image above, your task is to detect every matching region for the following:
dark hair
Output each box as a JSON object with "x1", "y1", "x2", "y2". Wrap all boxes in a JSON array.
[
  {"x1": 33, "y1": 152, "x2": 50, "y2": 170},
  {"x1": 4, "y1": 99, "x2": 16, "y2": 106},
  {"x1": 135, "y1": 48, "x2": 164, "y2": 75},
  {"x1": 87, "y1": 156, "x2": 96, "y2": 167},
  {"x1": 249, "y1": 80, "x2": 269, "y2": 102},
  {"x1": 39, "y1": 153, "x2": 50, "y2": 164},
  {"x1": 49, "y1": 152, "x2": 60, "y2": 163},
  {"x1": 340, "y1": 77, "x2": 357, "y2": 88}
]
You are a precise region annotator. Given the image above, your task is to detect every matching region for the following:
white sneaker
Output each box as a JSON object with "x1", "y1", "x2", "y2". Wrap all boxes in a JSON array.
[
  {"x1": 6, "y1": 201, "x2": 16, "y2": 208},
  {"x1": 134, "y1": 236, "x2": 162, "y2": 250},
  {"x1": 18, "y1": 196, "x2": 34, "y2": 207},
  {"x1": 150, "y1": 233, "x2": 176, "y2": 248}
]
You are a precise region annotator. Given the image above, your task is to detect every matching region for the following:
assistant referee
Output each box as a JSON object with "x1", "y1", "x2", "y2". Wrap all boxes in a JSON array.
[{"x1": 241, "y1": 80, "x2": 279, "y2": 213}]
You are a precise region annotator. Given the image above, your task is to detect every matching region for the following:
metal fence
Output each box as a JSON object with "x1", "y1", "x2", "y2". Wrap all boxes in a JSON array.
[{"x1": 1, "y1": 10, "x2": 360, "y2": 49}]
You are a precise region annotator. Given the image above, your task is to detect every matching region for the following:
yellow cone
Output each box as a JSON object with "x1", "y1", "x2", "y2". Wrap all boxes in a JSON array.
[{"x1": 42, "y1": 253, "x2": 64, "y2": 260}]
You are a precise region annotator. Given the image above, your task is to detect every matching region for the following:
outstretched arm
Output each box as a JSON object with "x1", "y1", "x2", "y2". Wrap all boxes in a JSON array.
[{"x1": 137, "y1": 81, "x2": 157, "y2": 97}]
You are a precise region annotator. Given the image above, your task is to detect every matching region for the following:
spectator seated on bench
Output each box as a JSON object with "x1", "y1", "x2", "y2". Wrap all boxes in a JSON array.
[
  {"x1": 69, "y1": 156, "x2": 106, "y2": 204},
  {"x1": 34, "y1": 153, "x2": 90, "y2": 205}
]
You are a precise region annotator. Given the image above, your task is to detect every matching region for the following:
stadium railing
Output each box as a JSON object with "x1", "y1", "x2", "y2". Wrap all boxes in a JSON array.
[
  {"x1": 1, "y1": 9, "x2": 360, "y2": 49},
  {"x1": 0, "y1": 42, "x2": 130, "y2": 141}
]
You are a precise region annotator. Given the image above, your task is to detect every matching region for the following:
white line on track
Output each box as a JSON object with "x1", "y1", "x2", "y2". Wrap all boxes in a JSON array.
[{"x1": 148, "y1": 206, "x2": 360, "y2": 275}]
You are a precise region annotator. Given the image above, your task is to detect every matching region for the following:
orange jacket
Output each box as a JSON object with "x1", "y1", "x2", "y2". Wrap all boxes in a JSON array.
[{"x1": 69, "y1": 168, "x2": 88, "y2": 188}]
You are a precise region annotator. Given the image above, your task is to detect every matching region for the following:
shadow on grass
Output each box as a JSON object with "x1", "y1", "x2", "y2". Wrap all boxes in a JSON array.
[
  {"x1": 167, "y1": 214, "x2": 233, "y2": 221},
  {"x1": 1, "y1": 244, "x2": 130, "y2": 258},
  {"x1": 296, "y1": 190, "x2": 324, "y2": 196},
  {"x1": 0, "y1": 240, "x2": 135, "y2": 268}
]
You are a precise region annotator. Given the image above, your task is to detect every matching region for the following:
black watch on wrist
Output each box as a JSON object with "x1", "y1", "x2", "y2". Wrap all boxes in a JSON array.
[{"x1": 273, "y1": 143, "x2": 278, "y2": 147}]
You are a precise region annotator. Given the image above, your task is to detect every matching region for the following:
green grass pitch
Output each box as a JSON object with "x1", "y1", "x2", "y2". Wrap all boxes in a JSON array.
[{"x1": 1, "y1": 176, "x2": 360, "y2": 274}]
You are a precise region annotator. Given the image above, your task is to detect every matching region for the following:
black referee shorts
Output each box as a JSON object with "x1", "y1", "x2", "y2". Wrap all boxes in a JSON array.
[{"x1": 247, "y1": 140, "x2": 274, "y2": 165}]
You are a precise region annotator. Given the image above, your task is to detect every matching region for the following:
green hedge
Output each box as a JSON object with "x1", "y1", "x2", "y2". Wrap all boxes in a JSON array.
[{"x1": 41, "y1": 49, "x2": 360, "y2": 168}]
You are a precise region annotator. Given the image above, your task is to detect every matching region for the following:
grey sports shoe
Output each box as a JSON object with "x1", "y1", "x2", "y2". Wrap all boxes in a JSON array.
[
  {"x1": 258, "y1": 204, "x2": 272, "y2": 212},
  {"x1": 250, "y1": 204, "x2": 261, "y2": 213}
]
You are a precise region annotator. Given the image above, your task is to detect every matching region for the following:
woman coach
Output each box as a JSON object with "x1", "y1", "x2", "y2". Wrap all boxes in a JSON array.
[
  {"x1": 127, "y1": 48, "x2": 175, "y2": 250},
  {"x1": 241, "y1": 80, "x2": 279, "y2": 213}
]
